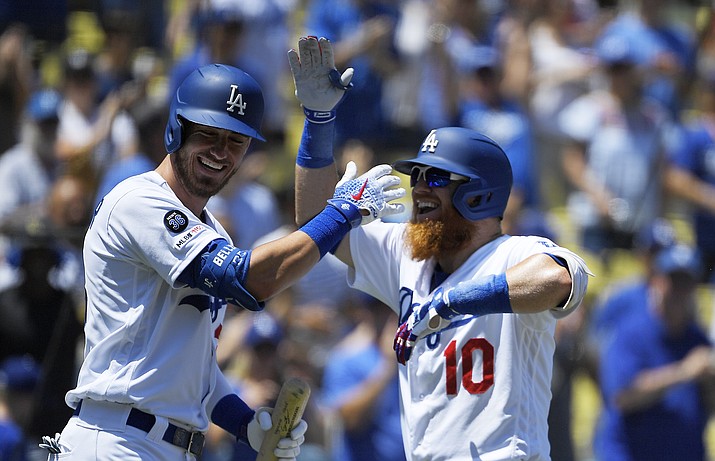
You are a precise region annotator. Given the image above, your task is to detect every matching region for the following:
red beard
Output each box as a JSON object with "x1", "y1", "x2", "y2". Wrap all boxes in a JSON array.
[{"x1": 405, "y1": 207, "x2": 472, "y2": 261}]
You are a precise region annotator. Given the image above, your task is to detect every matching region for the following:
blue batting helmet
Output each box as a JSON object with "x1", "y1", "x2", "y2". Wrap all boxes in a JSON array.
[
  {"x1": 165, "y1": 63, "x2": 265, "y2": 153},
  {"x1": 393, "y1": 127, "x2": 513, "y2": 221}
]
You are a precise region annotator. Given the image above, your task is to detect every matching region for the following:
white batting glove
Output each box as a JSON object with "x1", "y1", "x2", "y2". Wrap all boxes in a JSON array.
[
  {"x1": 247, "y1": 407, "x2": 308, "y2": 461},
  {"x1": 329, "y1": 161, "x2": 406, "y2": 227},
  {"x1": 39, "y1": 433, "x2": 63, "y2": 454},
  {"x1": 287, "y1": 36, "x2": 353, "y2": 122}
]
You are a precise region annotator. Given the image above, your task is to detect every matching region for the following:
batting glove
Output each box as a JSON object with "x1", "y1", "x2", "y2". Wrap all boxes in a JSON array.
[
  {"x1": 247, "y1": 407, "x2": 308, "y2": 461},
  {"x1": 394, "y1": 288, "x2": 452, "y2": 365},
  {"x1": 288, "y1": 36, "x2": 354, "y2": 123},
  {"x1": 39, "y1": 433, "x2": 63, "y2": 454},
  {"x1": 328, "y1": 161, "x2": 406, "y2": 228}
]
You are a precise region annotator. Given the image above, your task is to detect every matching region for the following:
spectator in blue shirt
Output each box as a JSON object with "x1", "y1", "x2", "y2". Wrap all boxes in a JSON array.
[
  {"x1": 588, "y1": 218, "x2": 677, "y2": 360},
  {"x1": 665, "y1": 71, "x2": 715, "y2": 284},
  {"x1": 594, "y1": 243, "x2": 715, "y2": 461},
  {"x1": 303, "y1": 0, "x2": 402, "y2": 152},
  {"x1": 321, "y1": 295, "x2": 406, "y2": 461},
  {"x1": 456, "y1": 45, "x2": 551, "y2": 239},
  {"x1": 0, "y1": 355, "x2": 41, "y2": 461},
  {"x1": 597, "y1": 0, "x2": 697, "y2": 120}
]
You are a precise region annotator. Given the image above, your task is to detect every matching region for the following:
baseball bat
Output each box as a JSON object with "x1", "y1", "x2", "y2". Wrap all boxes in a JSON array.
[{"x1": 256, "y1": 377, "x2": 311, "y2": 461}]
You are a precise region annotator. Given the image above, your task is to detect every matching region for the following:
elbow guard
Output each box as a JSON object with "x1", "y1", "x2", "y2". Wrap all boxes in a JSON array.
[
  {"x1": 545, "y1": 248, "x2": 593, "y2": 318},
  {"x1": 180, "y1": 239, "x2": 264, "y2": 311}
]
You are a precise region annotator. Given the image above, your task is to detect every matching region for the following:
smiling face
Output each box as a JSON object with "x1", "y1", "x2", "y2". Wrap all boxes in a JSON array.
[
  {"x1": 411, "y1": 177, "x2": 459, "y2": 222},
  {"x1": 171, "y1": 121, "x2": 251, "y2": 199}
]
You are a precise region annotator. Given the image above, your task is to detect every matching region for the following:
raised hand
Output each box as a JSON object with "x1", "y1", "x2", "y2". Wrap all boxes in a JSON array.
[{"x1": 288, "y1": 36, "x2": 353, "y2": 122}]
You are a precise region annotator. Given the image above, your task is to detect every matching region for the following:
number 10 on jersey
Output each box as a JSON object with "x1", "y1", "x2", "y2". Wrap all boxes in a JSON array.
[{"x1": 444, "y1": 338, "x2": 494, "y2": 395}]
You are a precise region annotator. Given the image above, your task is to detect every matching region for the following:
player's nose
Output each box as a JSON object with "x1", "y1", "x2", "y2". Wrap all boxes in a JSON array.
[
  {"x1": 412, "y1": 179, "x2": 432, "y2": 194},
  {"x1": 210, "y1": 136, "x2": 231, "y2": 158}
]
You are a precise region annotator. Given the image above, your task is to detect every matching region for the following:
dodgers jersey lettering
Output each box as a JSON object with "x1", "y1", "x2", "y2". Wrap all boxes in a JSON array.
[
  {"x1": 67, "y1": 171, "x2": 233, "y2": 432},
  {"x1": 348, "y1": 222, "x2": 581, "y2": 461}
]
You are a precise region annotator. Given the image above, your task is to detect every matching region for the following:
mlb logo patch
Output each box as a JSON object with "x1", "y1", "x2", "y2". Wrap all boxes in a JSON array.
[{"x1": 174, "y1": 225, "x2": 206, "y2": 249}]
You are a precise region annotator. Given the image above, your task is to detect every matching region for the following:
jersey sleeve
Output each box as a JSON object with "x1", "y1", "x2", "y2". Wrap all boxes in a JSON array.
[
  {"x1": 504, "y1": 236, "x2": 593, "y2": 319},
  {"x1": 102, "y1": 186, "x2": 224, "y2": 287},
  {"x1": 347, "y1": 221, "x2": 407, "y2": 311},
  {"x1": 206, "y1": 361, "x2": 243, "y2": 416}
]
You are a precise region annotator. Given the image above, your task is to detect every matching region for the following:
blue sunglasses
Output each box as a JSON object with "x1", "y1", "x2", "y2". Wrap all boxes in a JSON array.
[{"x1": 410, "y1": 165, "x2": 468, "y2": 188}]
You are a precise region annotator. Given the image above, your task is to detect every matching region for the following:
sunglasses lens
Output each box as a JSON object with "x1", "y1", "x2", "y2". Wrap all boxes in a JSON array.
[
  {"x1": 427, "y1": 173, "x2": 452, "y2": 188},
  {"x1": 410, "y1": 166, "x2": 452, "y2": 187}
]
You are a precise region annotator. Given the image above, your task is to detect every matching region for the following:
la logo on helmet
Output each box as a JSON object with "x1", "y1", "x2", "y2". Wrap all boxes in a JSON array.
[
  {"x1": 421, "y1": 130, "x2": 439, "y2": 153},
  {"x1": 226, "y1": 85, "x2": 247, "y2": 115}
]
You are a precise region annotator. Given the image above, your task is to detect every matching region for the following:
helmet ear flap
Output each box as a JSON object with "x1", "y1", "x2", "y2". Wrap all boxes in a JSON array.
[
  {"x1": 453, "y1": 180, "x2": 510, "y2": 221},
  {"x1": 164, "y1": 113, "x2": 183, "y2": 153},
  {"x1": 453, "y1": 181, "x2": 482, "y2": 220}
]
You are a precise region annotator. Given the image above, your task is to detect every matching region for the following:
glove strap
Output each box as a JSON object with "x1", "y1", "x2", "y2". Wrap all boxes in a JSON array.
[
  {"x1": 303, "y1": 106, "x2": 336, "y2": 124},
  {"x1": 328, "y1": 68, "x2": 353, "y2": 90},
  {"x1": 327, "y1": 199, "x2": 362, "y2": 228}
]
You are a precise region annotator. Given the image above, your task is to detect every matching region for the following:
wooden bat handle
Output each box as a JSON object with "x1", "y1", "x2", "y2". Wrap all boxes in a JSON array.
[{"x1": 256, "y1": 377, "x2": 311, "y2": 461}]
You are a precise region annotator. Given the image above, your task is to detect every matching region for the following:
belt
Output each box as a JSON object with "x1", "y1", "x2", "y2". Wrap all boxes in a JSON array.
[{"x1": 73, "y1": 400, "x2": 205, "y2": 457}]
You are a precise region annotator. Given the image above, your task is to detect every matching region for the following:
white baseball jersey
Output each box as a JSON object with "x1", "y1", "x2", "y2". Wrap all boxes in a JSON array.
[
  {"x1": 348, "y1": 222, "x2": 587, "y2": 461},
  {"x1": 66, "y1": 171, "x2": 235, "y2": 432}
]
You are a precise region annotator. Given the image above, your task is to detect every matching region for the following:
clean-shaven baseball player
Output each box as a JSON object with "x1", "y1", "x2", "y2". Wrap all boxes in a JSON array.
[
  {"x1": 290, "y1": 37, "x2": 592, "y2": 461},
  {"x1": 40, "y1": 63, "x2": 405, "y2": 460}
]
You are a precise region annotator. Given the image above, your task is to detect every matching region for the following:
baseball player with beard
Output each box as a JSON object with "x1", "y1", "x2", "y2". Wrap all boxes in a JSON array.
[
  {"x1": 290, "y1": 36, "x2": 593, "y2": 461},
  {"x1": 39, "y1": 63, "x2": 405, "y2": 461}
]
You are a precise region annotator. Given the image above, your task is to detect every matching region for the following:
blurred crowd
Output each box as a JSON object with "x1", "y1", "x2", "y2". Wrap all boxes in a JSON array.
[{"x1": 0, "y1": 0, "x2": 715, "y2": 460}]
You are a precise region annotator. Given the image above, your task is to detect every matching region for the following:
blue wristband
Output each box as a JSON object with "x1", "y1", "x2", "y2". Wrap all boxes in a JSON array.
[
  {"x1": 444, "y1": 273, "x2": 512, "y2": 317},
  {"x1": 296, "y1": 118, "x2": 335, "y2": 169},
  {"x1": 299, "y1": 204, "x2": 358, "y2": 258},
  {"x1": 211, "y1": 394, "x2": 255, "y2": 444}
]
